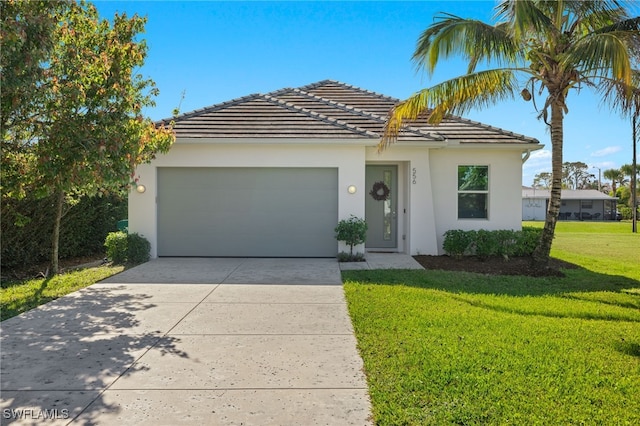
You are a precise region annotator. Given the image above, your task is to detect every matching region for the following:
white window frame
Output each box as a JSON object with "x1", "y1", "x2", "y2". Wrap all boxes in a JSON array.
[{"x1": 457, "y1": 165, "x2": 489, "y2": 220}]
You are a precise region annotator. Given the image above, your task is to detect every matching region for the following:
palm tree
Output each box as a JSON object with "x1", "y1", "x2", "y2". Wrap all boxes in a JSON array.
[
  {"x1": 603, "y1": 168, "x2": 627, "y2": 194},
  {"x1": 381, "y1": 0, "x2": 640, "y2": 268},
  {"x1": 620, "y1": 163, "x2": 640, "y2": 179}
]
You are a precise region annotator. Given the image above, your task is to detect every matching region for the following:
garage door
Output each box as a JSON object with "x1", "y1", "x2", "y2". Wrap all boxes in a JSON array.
[{"x1": 157, "y1": 167, "x2": 338, "y2": 257}]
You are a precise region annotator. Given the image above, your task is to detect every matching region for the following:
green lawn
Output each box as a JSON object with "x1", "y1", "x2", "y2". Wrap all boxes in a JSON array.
[
  {"x1": 344, "y1": 221, "x2": 640, "y2": 425},
  {"x1": 1, "y1": 265, "x2": 124, "y2": 321},
  {"x1": 524, "y1": 221, "x2": 639, "y2": 280}
]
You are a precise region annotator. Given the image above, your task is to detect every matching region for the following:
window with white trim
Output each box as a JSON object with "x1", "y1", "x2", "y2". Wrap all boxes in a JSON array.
[{"x1": 458, "y1": 165, "x2": 489, "y2": 219}]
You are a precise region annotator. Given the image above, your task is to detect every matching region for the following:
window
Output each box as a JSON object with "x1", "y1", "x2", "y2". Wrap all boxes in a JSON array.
[
  {"x1": 581, "y1": 200, "x2": 593, "y2": 209},
  {"x1": 458, "y1": 165, "x2": 488, "y2": 219}
]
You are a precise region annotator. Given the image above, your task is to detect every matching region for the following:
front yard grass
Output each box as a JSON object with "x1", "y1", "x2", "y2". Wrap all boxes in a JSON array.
[
  {"x1": 1, "y1": 265, "x2": 124, "y2": 321},
  {"x1": 524, "y1": 220, "x2": 639, "y2": 280},
  {"x1": 344, "y1": 221, "x2": 640, "y2": 425}
]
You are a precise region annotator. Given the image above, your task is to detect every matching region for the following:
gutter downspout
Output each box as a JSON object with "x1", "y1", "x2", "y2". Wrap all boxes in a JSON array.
[{"x1": 522, "y1": 149, "x2": 531, "y2": 164}]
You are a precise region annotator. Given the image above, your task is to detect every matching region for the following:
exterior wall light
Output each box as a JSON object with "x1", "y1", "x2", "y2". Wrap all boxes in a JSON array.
[
  {"x1": 347, "y1": 185, "x2": 357, "y2": 194},
  {"x1": 136, "y1": 184, "x2": 146, "y2": 193}
]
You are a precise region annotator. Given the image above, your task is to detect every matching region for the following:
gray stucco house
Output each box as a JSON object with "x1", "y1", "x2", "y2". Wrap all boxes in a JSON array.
[{"x1": 522, "y1": 188, "x2": 619, "y2": 220}]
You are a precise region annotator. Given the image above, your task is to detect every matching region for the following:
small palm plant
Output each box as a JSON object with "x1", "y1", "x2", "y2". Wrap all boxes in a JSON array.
[{"x1": 335, "y1": 215, "x2": 368, "y2": 261}]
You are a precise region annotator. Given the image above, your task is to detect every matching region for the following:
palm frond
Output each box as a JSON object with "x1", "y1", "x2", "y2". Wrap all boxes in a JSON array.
[
  {"x1": 566, "y1": 31, "x2": 634, "y2": 84},
  {"x1": 380, "y1": 69, "x2": 518, "y2": 150},
  {"x1": 567, "y1": 1, "x2": 630, "y2": 34},
  {"x1": 597, "y1": 68, "x2": 640, "y2": 117},
  {"x1": 595, "y1": 15, "x2": 640, "y2": 34},
  {"x1": 495, "y1": 0, "x2": 555, "y2": 38},
  {"x1": 413, "y1": 13, "x2": 520, "y2": 75}
]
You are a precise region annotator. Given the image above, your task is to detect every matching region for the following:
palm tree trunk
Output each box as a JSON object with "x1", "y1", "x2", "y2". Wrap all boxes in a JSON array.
[
  {"x1": 532, "y1": 102, "x2": 564, "y2": 268},
  {"x1": 632, "y1": 113, "x2": 637, "y2": 233},
  {"x1": 51, "y1": 189, "x2": 64, "y2": 275}
]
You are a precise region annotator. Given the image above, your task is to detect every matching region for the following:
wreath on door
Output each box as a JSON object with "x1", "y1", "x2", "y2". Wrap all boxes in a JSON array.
[{"x1": 369, "y1": 181, "x2": 390, "y2": 201}]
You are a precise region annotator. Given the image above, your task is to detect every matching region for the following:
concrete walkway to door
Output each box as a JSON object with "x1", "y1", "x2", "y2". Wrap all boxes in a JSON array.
[{"x1": 0, "y1": 258, "x2": 373, "y2": 425}]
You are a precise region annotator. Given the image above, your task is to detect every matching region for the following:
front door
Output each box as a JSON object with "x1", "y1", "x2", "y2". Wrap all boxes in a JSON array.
[{"x1": 365, "y1": 165, "x2": 398, "y2": 249}]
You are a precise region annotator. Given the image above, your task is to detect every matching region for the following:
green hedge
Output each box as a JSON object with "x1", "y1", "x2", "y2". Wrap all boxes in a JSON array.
[
  {"x1": 1, "y1": 194, "x2": 127, "y2": 271},
  {"x1": 443, "y1": 227, "x2": 542, "y2": 259},
  {"x1": 618, "y1": 206, "x2": 639, "y2": 220},
  {"x1": 104, "y1": 231, "x2": 150, "y2": 265}
]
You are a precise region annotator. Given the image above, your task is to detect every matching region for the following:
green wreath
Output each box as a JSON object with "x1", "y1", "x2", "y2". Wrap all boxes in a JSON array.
[{"x1": 369, "y1": 181, "x2": 390, "y2": 201}]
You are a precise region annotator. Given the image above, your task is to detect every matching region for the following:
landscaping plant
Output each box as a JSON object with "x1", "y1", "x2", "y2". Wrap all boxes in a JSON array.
[
  {"x1": 442, "y1": 228, "x2": 541, "y2": 260},
  {"x1": 335, "y1": 215, "x2": 368, "y2": 261},
  {"x1": 104, "y1": 231, "x2": 150, "y2": 265}
]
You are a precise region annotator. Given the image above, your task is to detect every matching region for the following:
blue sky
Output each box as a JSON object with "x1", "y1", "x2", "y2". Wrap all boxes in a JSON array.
[{"x1": 94, "y1": 1, "x2": 637, "y2": 186}]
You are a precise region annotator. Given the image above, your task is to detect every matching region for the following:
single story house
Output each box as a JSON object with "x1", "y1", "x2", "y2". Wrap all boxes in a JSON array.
[
  {"x1": 129, "y1": 80, "x2": 542, "y2": 258},
  {"x1": 522, "y1": 187, "x2": 619, "y2": 221}
]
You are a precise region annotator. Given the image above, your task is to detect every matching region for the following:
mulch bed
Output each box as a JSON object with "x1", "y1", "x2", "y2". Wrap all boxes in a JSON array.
[{"x1": 413, "y1": 255, "x2": 577, "y2": 277}]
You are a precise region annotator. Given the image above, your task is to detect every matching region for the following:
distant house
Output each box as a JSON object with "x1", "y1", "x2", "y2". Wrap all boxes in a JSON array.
[
  {"x1": 129, "y1": 80, "x2": 543, "y2": 258},
  {"x1": 522, "y1": 187, "x2": 619, "y2": 221}
]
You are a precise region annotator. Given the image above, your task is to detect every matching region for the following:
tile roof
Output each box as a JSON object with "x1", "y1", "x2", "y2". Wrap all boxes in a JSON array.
[{"x1": 164, "y1": 79, "x2": 540, "y2": 145}]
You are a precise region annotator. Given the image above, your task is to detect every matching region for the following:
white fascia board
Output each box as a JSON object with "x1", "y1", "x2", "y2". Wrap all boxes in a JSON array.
[
  {"x1": 444, "y1": 142, "x2": 543, "y2": 152},
  {"x1": 375, "y1": 140, "x2": 449, "y2": 148},
  {"x1": 174, "y1": 137, "x2": 372, "y2": 145},
  {"x1": 174, "y1": 137, "x2": 451, "y2": 148}
]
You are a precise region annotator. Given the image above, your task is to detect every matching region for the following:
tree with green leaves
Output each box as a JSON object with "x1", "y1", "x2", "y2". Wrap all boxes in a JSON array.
[
  {"x1": 604, "y1": 167, "x2": 628, "y2": 194},
  {"x1": 1, "y1": 1, "x2": 175, "y2": 274},
  {"x1": 562, "y1": 161, "x2": 595, "y2": 189},
  {"x1": 1, "y1": 0, "x2": 68, "y2": 200},
  {"x1": 335, "y1": 216, "x2": 368, "y2": 258},
  {"x1": 621, "y1": 163, "x2": 640, "y2": 179},
  {"x1": 533, "y1": 172, "x2": 552, "y2": 189},
  {"x1": 381, "y1": 0, "x2": 640, "y2": 269}
]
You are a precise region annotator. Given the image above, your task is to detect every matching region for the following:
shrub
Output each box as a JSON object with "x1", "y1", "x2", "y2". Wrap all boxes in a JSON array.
[
  {"x1": 104, "y1": 231, "x2": 128, "y2": 264},
  {"x1": 442, "y1": 230, "x2": 474, "y2": 258},
  {"x1": 335, "y1": 216, "x2": 368, "y2": 259},
  {"x1": 104, "y1": 232, "x2": 150, "y2": 265},
  {"x1": 618, "y1": 206, "x2": 639, "y2": 220},
  {"x1": 443, "y1": 228, "x2": 542, "y2": 260},
  {"x1": 516, "y1": 227, "x2": 542, "y2": 256},
  {"x1": 127, "y1": 233, "x2": 150, "y2": 264},
  {"x1": 474, "y1": 229, "x2": 501, "y2": 259}
]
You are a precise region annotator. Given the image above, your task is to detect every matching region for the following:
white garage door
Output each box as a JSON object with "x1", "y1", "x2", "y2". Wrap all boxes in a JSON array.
[{"x1": 157, "y1": 167, "x2": 338, "y2": 257}]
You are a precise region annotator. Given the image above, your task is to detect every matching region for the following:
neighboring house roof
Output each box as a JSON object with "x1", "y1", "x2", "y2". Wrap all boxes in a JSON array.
[
  {"x1": 522, "y1": 189, "x2": 617, "y2": 200},
  {"x1": 163, "y1": 80, "x2": 541, "y2": 146}
]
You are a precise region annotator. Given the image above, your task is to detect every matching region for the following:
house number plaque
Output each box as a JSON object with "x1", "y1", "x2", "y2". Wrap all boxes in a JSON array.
[{"x1": 412, "y1": 168, "x2": 417, "y2": 184}]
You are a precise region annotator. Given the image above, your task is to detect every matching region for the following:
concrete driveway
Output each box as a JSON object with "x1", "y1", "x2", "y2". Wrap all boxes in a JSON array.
[{"x1": 1, "y1": 258, "x2": 372, "y2": 425}]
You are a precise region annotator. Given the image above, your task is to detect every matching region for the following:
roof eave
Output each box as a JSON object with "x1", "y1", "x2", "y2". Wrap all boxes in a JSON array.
[
  {"x1": 172, "y1": 137, "x2": 376, "y2": 145},
  {"x1": 446, "y1": 141, "x2": 544, "y2": 151}
]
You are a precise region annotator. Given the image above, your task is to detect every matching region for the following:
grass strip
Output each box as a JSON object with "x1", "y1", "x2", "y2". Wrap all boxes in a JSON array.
[{"x1": 1, "y1": 265, "x2": 124, "y2": 321}]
